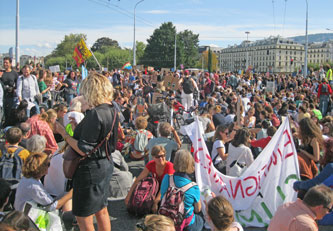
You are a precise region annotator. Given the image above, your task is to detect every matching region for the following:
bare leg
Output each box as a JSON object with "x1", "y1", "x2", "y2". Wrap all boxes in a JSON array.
[
  {"x1": 76, "y1": 215, "x2": 95, "y2": 231},
  {"x1": 95, "y1": 207, "x2": 111, "y2": 231}
]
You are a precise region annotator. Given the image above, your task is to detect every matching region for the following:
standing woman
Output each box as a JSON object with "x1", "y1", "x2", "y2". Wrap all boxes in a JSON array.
[
  {"x1": 56, "y1": 72, "x2": 118, "y2": 231},
  {"x1": 63, "y1": 71, "x2": 77, "y2": 106},
  {"x1": 298, "y1": 117, "x2": 323, "y2": 163}
]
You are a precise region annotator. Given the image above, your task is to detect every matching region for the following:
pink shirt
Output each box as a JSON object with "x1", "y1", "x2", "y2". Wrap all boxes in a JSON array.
[
  {"x1": 27, "y1": 115, "x2": 58, "y2": 155},
  {"x1": 268, "y1": 199, "x2": 317, "y2": 231}
]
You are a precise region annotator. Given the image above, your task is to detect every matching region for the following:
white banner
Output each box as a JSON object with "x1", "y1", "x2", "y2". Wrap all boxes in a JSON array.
[
  {"x1": 49, "y1": 65, "x2": 60, "y2": 73},
  {"x1": 185, "y1": 117, "x2": 299, "y2": 227}
]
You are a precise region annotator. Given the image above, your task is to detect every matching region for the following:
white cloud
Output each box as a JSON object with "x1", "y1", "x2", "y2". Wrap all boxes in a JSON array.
[{"x1": 0, "y1": 21, "x2": 328, "y2": 56}]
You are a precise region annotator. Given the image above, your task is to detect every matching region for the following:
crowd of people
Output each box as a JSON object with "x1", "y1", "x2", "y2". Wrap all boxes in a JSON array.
[{"x1": 1, "y1": 56, "x2": 333, "y2": 231}]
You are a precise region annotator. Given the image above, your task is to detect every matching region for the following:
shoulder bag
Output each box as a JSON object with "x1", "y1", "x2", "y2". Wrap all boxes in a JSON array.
[{"x1": 63, "y1": 108, "x2": 117, "y2": 179}]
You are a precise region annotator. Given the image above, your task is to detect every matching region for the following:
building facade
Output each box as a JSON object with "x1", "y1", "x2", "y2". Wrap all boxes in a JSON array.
[
  {"x1": 308, "y1": 40, "x2": 333, "y2": 65},
  {"x1": 220, "y1": 36, "x2": 305, "y2": 73}
]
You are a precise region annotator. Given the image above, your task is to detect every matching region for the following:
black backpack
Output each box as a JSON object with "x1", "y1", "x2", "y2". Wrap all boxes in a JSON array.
[
  {"x1": 182, "y1": 77, "x2": 194, "y2": 94},
  {"x1": 0, "y1": 147, "x2": 24, "y2": 183}
]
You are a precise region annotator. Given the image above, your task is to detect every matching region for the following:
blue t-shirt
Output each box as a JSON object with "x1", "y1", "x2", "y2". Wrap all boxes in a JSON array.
[{"x1": 160, "y1": 174, "x2": 200, "y2": 226}]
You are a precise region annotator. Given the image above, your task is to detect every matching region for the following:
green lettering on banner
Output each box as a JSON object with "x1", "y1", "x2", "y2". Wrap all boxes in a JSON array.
[
  {"x1": 236, "y1": 209, "x2": 268, "y2": 227},
  {"x1": 277, "y1": 186, "x2": 286, "y2": 201},
  {"x1": 260, "y1": 202, "x2": 273, "y2": 219},
  {"x1": 284, "y1": 174, "x2": 299, "y2": 184}
]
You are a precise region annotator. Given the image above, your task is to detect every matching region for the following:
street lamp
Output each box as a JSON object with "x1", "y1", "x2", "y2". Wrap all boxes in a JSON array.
[
  {"x1": 303, "y1": 0, "x2": 308, "y2": 78},
  {"x1": 133, "y1": 0, "x2": 144, "y2": 67}
]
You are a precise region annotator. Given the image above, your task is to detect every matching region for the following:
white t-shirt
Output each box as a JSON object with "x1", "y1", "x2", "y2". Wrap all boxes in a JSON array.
[
  {"x1": 226, "y1": 143, "x2": 254, "y2": 177},
  {"x1": 44, "y1": 152, "x2": 66, "y2": 197},
  {"x1": 211, "y1": 140, "x2": 225, "y2": 165}
]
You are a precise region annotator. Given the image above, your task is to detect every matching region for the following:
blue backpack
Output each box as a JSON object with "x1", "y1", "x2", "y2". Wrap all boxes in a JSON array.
[{"x1": 0, "y1": 147, "x2": 23, "y2": 182}]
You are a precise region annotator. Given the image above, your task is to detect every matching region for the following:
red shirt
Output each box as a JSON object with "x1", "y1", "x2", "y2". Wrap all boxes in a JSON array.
[
  {"x1": 146, "y1": 160, "x2": 175, "y2": 184},
  {"x1": 251, "y1": 136, "x2": 271, "y2": 149},
  {"x1": 317, "y1": 83, "x2": 332, "y2": 98},
  {"x1": 27, "y1": 115, "x2": 58, "y2": 155}
]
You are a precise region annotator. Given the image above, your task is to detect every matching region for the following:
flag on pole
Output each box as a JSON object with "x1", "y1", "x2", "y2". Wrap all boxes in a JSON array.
[
  {"x1": 81, "y1": 65, "x2": 88, "y2": 80},
  {"x1": 122, "y1": 62, "x2": 132, "y2": 70},
  {"x1": 73, "y1": 39, "x2": 92, "y2": 67}
]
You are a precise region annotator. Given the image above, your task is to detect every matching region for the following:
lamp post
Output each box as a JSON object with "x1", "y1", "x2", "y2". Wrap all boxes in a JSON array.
[
  {"x1": 327, "y1": 28, "x2": 333, "y2": 62},
  {"x1": 133, "y1": 0, "x2": 144, "y2": 67},
  {"x1": 245, "y1": 31, "x2": 250, "y2": 70},
  {"x1": 304, "y1": 0, "x2": 308, "y2": 78},
  {"x1": 15, "y1": 0, "x2": 19, "y2": 66}
]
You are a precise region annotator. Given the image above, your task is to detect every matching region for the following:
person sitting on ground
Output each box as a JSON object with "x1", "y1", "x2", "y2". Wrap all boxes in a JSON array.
[
  {"x1": 130, "y1": 116, "x2": 153, "y2": 160},
  {"x1": 125, "y1": 145, "x2": 174, "y2": 210},
  {"x1": 226, "y1": 128, "x2": 254, "y2": 177},
  {"x1": 14, "y1": 152, "x2": 72, "y2": 212},
  {"x1": 109, "y1": 150, "x2": 134, "y2": 200},
  {"x1": 268, "y1": 185, "x2": 333, "y2": 231},
  {"x1": 0, "y1": 178, "x2": 11, "y2": 221},
  {"x1": 0, "y1": 127, "x2": 30, "y2": 163},
  {"x1": 250, "y1": 126, "x2": 277, "y2": 150},
  {"x1": 2, "y1": 210, "x2": 39, "y2": 231},
  {"x1": 136, "y1": 214, "x2": 175, "y2": 231},
  {"x1": 26, "y1": 111, "x2": 58, "y2": 155},
  {"x1": 145, "y1": 122, "x2": 181, "y2": 162},
  {"x1": 206, "y1": 195, "x2": 243, "y2": 231},
  {"x1": 44, "y1": 143, "x2": 68, "y2": 199},
  {"x1": 26, "y1": 135, "x2": 46, "y2": 153},
  {"x1": 4, "y1": 99, "x2": 28, "y2": 127},
  {"x1": 18, "y1": 122, "x2": 30, "y2": 149},
  {"x1": 63, "y1": 98, "x2": 85, "y2": 129},
  {"x1": 211, "y1": 125, "x2": 230, "y2": 174},
  {"x1": 160, "y1": 149, "x2": 203, "y2": 230}
]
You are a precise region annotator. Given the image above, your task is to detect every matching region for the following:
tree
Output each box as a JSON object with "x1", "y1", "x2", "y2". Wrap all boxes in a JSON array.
[
  {"x1": 101, "y1": 48, "x2": 131, "y2": 70},
  {"x1": 201, "y1": 50, "x2": 218, "y2": 72},
  {"x1": 91, "y1": 37, "x2": 120, "y2": 52},
  {"x1": 136, "y1": 41, "x2": 146, "y2": 65},
  {"x1": 142, "y1": 22, "x2": 176, "y2": 69},
  {"x1": 51, "y1": 33, "x2": 86, "y2": 57},
  {"x1": 177, "y1": 30, "x2": 199, "y2": 68}
]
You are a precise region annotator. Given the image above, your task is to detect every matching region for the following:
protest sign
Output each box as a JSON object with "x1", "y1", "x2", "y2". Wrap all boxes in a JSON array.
[
  {"x1": 49, "y1": 65, "x2": 60, "y2": 73},
  {"x1": 184, "y1": 117, "x2": 299, "y2": 227},
  {"x1": 152, "y1": 92, "x2": 163, "y2": 104},
  {"x1": 266, "y1": 81, "x2": 275, "y2": 95}
]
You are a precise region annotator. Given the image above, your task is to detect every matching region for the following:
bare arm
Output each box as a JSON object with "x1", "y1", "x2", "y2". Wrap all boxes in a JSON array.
[
  {"x1": 217, "y1": 147, "x2": 228, "y2": 161},
  {"x1": 56, "y1": 189, "x2": 73, "y2": 209},
  {"x1": 125, "y1": 167, "x2": 150, "y2": 206},
  {"x1": 194, "y1": 200, "x2": 201, "y2": 213}
]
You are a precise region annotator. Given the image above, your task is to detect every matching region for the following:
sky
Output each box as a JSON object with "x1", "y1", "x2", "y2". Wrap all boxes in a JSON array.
[{"x1": 1, "y1": 0, "x2": 333, "y2": 57}]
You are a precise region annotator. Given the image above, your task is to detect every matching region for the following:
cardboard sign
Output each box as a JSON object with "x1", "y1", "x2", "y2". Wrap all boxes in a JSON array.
[
  {"x1": 151, "y1": 73, "x2": 158, "y2": 84},
  {"x1": 163, "y1": 74, "x2": 179, "y2": 91},
  {"x1": 49, "y1": 65, "x2": 60, "y2": 73},
  {"x1": 152, "y1": 92, "x2": 163, "y2": 104},
  {"x1": 161, "y1": 68, "x2": 171, "y2": 74}
]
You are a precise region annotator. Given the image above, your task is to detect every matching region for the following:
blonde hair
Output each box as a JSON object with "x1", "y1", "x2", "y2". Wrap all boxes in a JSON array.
[
  {"x1": 79, "y1": 72, "x2": 113, "y2": 107},
  {"x1": 22, "y1": 152, "x2": 49, "y2": 179},
  {"x1": 173, "y1": 149, "x2": 195, "y2": 174},
  {"x1": 136, "y1": 214, "x2": 175, "y2": 231},
  {"x1": 135, "y1": 116, "x2": 148, "y2": 129}
]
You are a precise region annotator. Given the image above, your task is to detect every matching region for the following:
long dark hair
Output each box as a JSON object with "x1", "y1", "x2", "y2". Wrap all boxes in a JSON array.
[
  {"x1": 231, "y1": 128, "x2": 250, "y2": 147},
  {"x1": 321, "y1": 138, "x2": 333, "y2": 166},
  {"x1": 299, "y1": 117, "x2": 323, "y2": 146}
]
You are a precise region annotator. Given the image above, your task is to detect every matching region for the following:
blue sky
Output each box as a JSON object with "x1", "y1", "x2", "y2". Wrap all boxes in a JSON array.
[{"x1": 1, "y1": 0, "x2": 333, "y2": 57}]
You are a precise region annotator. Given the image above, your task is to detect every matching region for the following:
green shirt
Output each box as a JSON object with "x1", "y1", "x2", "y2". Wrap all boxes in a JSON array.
[{"x1": 38, "y1": 81, "x2": 47, "y2": 93}]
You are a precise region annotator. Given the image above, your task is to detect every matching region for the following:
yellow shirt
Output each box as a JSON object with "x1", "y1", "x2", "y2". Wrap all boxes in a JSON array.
[{"x1": 0, "y1": 145, "x2": 30, "y2": 163}]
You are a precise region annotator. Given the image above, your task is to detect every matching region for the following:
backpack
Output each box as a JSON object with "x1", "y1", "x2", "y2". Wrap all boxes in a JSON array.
[
  {"x1": 0, "y1": 147, "x2": 24, "y2": 183},
  {"x1": 133, "y1": 129, "x2": 149, "y2": 153},
  {"x1": 127, "y1": 176, "x2": 159, "y2": 216},
  {"x1": 158, "y1": 176, "x2": 197, "y2": 231},
  {"x1": 322, "y1": 83, "x2": 329, "y2": 93},
  {"x1": 182, "y1": 77, "x2": 194, "y2": 94}
]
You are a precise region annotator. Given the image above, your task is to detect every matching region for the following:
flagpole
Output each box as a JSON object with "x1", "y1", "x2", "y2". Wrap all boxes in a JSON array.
[{"x1": 88, "y1": 48, "x2": 102, "y2": 71}]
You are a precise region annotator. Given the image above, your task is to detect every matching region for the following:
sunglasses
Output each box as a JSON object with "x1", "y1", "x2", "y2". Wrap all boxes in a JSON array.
[{"x1": 324, "y1": 206, "x2": 333, "y2": 213}]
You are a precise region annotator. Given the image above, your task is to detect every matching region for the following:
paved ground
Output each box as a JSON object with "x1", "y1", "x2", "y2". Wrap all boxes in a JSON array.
[{"x1": 106, "y1": 159, "x2": 333, "y2": 231}]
